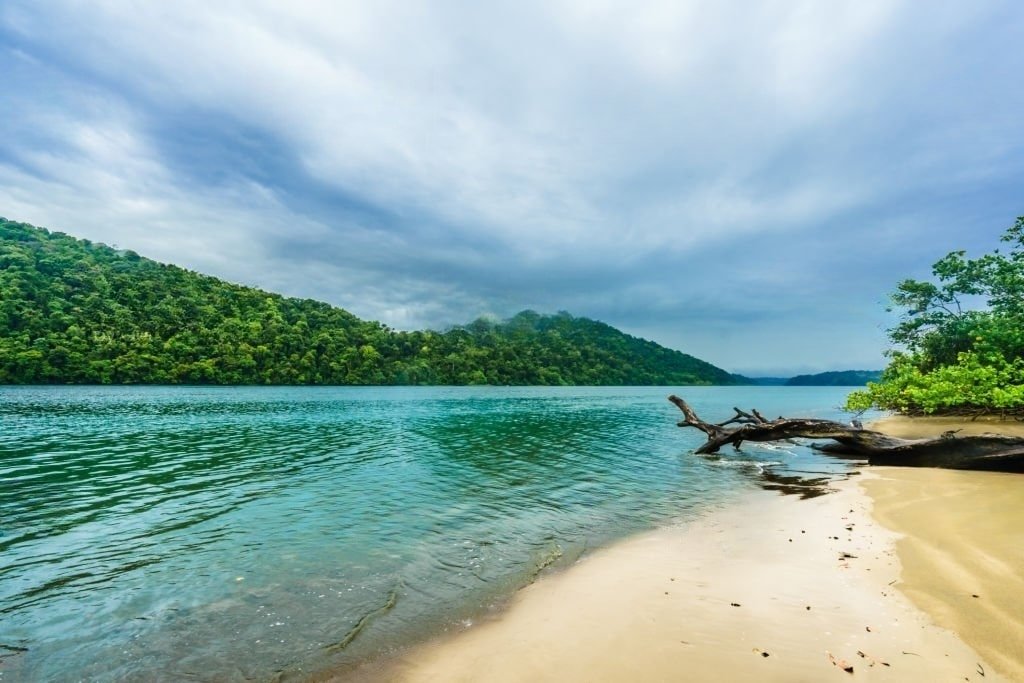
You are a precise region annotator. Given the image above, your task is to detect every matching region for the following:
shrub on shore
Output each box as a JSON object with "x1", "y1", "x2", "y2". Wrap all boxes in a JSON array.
[{"x1": 847, "y1": 216, "x2": 1024, "y2": 416}]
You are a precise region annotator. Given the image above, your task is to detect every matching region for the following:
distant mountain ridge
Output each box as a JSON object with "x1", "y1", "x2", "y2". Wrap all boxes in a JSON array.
[
  {"x1": 0, "y1": 218, "x2": 744, "y2": 386},
  {"x1": 785, "y1": 370, "x2": 881, "y2": 386},
  {"x1": 745, "y1": 377, "x2": 790, "y2": 386}
]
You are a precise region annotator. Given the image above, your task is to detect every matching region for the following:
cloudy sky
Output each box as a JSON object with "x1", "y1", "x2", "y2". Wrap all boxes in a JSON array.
[{"x1": 2, "y1": 1, "x2": 1022, "y2": 375}]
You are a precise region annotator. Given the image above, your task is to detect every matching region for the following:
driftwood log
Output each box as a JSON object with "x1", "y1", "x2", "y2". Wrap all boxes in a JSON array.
[{"x1": 668, "y1": 395, "x2": 1024, "y2": 473}]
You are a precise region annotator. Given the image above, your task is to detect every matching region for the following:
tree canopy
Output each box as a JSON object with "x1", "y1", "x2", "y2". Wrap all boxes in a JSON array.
[
  {"x1": 846, "y1": 216, "x2": 1024, "y2": 415},
  {"x1": 0, "y1": 218, "x2": 742, "y2": 386}
]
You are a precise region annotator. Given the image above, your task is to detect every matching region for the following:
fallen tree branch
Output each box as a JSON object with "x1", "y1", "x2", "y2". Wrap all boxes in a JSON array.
[{"x1": 668, "y1": 395, "x2": 1024, "y2": 473}]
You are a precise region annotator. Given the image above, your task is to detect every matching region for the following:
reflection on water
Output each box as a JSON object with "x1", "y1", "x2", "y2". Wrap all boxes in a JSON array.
[
  {"x1": 0, "y1": 386, "x2": 862, "y2": 681},
  {"x1": 758, "y1": 470, "x2": 838, "y2": 499}
]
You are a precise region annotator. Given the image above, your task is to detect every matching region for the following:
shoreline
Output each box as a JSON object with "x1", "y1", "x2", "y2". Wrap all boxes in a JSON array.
[{"x1": 328, "y1": 472, "x2": 1006, "y2": 682}]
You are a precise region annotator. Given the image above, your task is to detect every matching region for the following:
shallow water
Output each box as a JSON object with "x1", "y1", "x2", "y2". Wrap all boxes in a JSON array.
[{"x1": 0, "y1": 385, "x2": 865, "y2": 681}]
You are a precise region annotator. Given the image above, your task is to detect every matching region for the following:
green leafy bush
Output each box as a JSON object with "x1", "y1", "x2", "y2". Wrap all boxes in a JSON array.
[{"x1": 846, "y1": 216, "x2": 1024, "y2": 415}]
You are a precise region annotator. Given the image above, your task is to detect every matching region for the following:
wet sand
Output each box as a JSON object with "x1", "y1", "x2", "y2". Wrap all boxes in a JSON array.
[
  {"x1": 339, "y1": 476, "x2": 1002, "y2": 682},
  {"x1": 865, "y1": 467, "x2": 1024, "y2": 681},
  {"x1": 864, "y1": 416, "x2": 1024, "y2": 681}
]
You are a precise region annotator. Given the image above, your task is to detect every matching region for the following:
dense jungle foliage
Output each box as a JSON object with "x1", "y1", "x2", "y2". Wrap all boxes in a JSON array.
[
  {"x1": 0, "y1": 218, "x2": 741, "y2": 386},
  {"x1": 846, "y1": 216, "x2": 1024, "y2": 415}
]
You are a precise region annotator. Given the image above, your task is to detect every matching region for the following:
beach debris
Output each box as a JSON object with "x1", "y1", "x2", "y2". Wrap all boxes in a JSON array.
[
  {"x1": 752, "y1": 648, "x2": 770, "y2": 658},
  {"x1": 977, "y1": 662, "x2": 985, "y2": 676},
  {"x1": 865, "y1": 626, "x2": 871, "y2": 632},
  {"x1": 730, "y1": 602, "x2": 741, "y2": 607},
  {"x1": 828, "y1": 652, "x2": 855, "y2": 673},
  {"x1": 972, "y1": 593, "x2": 980, "y2": 598},
  {"x1": 839, "y1": 552, "x2": 857, "y2": 560},
  {"x1": 668, "y1": 395, "x2": 1024, "y2": 473},
  {"x1": 806, "y1": 606, "x2": 811, "y2": 610},
  {"x1": 856, "y1": 650, "x2": 891, "y2": 668}
]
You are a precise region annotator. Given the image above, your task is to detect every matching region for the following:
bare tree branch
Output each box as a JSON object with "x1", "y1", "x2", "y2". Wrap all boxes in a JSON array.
[{"x1": 669, "y1": 395, "x2": 1024, "y2": 472}]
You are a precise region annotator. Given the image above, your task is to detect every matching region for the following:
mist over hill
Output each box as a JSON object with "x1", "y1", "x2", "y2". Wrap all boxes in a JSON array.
[{"x1": 1, "y1": 218, "x2": 743, "y2": 386}]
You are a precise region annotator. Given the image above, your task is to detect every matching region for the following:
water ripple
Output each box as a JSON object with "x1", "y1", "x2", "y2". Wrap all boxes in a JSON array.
[{"x1": 0, "y1": 385, "x2": 859, "y2": 681}]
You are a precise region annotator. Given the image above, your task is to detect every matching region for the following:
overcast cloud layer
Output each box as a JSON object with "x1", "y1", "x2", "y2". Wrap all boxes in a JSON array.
[{"x1": 2, "y1": 1, "x2": 1023, "y2": 375}]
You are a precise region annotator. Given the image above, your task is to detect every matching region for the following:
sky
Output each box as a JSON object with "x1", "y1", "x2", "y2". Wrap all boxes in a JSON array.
[{"x1": 1, "y1": 2, "x2": 1023, "y2": 376}]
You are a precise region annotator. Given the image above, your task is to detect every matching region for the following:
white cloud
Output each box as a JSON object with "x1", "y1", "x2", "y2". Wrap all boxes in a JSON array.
[{"x1": 1, "y1": 0, "x2": 1022, "y2": 372}]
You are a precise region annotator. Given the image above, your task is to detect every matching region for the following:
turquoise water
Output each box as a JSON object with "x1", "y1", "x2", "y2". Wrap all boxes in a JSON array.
[{"x1": 0, "y1": 386, "x2": 865, "y2": 681}]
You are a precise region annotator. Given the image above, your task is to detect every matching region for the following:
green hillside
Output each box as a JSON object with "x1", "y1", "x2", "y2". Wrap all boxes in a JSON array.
[{"x1": 0, "y1": 218, "x2": 741, "y2": 386}]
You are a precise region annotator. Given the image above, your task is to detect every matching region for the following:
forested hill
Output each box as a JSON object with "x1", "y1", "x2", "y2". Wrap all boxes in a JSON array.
[
  {"x1": 785, "y1": 370, "x2": 881, "y2": 386},
  {"x1": 0, "y1": 218, "x2": 742, "y2": 386}
]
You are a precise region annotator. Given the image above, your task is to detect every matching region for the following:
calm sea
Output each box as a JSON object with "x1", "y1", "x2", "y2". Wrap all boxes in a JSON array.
[{"x1": 0, "y1": 386, "x2": 868, "y2": 681}]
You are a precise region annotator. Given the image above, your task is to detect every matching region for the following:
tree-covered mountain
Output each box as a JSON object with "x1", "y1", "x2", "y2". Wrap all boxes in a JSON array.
[
  {"x1": 0, "y1": 218, "x2": 743, "y2": 386},
  {"x1": 785, "y1": 370, "x2": 881, "y2": 386}
]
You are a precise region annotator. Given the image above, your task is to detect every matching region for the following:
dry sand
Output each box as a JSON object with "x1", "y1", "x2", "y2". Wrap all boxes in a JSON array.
[
  {"x1": 871, "y1": 414, "x2": 1024, "y2": 439},
  {"x1": 339, "y1": 475, "x2": 1004, "y2": 683}
]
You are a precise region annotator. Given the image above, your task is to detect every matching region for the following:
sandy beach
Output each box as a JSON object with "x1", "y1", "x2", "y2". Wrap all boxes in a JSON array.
[
  {"x1": 865, "y1": 416, "x2": 1024, "y2": 681},
  {"x1": 871, "y1": 415, "x2": 1024, "y2": 439},
  {"x1": 335, "y1": 471, "x2": 1013, "y2": 682},
  {"x1": 865, "y1": 467, "x2": 1024, "y2": 681}
]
